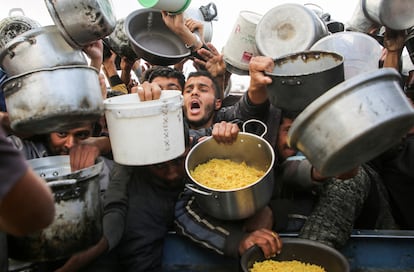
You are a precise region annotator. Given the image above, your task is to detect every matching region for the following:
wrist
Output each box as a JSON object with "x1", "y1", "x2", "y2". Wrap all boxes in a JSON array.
[{"x1": 185, "y1": 34, "x2": 203, "y2": 52}]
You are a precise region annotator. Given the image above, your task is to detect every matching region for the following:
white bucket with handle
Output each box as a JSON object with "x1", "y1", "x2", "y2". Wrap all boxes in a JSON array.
[
  {"x1": 104, "y1": 91, "x2": 184, "y2": 165},
  {"x1": 222, "y1": 10, "x2": 262, "y2": 75}
]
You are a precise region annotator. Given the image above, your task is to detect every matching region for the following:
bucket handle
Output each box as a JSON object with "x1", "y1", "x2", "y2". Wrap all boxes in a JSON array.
[
  {"x1": 8, "y1": 8, "x2": 25, "y2": 17},
  {"x1": 242, "y1": 119, "x2": 267, "y2": 138},
  {"x1": 185, "y1": 183, "x2": 212, "y2": 196}
]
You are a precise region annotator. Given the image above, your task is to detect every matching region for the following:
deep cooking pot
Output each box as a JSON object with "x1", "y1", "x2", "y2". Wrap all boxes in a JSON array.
[
  {"x1": 185, "y1": 121, "x2": 275, "y2": 220},
  {"x1": 8, "y1": 156, "x2": 103, "y2": 262},
  {"x1": 0, "y1": 25, "x2": 87, "y2": 77},
  {"x1": 1, "y1": 65, "x2": 104, "y2": 134},
  {"x1": 45, "y1": 0, "x2": 117, "y2": 48},
  {"x1": 240, "y1": 238, "x2": 350, "y2": 272},
  {"x1": 255, "y1": 3, "x2": 329, "y2": 59},
  {"x1": 288, "y1": 68, "x2": 414, "y2": 177},
  {"x1": 265, "y1": 50, "x2": 344, "y2": 113},
  {"x1": 125, "y1": 9, "x2": 191, "y2": 66}
]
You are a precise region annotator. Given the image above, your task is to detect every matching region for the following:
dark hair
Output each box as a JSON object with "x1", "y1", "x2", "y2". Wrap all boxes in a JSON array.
[
  {"x1": 186, "y1": 70, "x2": 222, "y2": 100},
  {"x1": 141, "y1": 66, "x2": 186, "y2": 90}
]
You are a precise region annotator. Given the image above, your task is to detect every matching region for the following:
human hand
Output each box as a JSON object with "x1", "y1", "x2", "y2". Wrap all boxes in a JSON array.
[
  {"x1": 212, "y1": 121, "x2": 239, "y2": 144},
  {"x1": 247, "y1": 56, "x2": 274, "y2": 104},
  {"x1": 132, "y1": 81, "x2": 162, "y2": 101},
  {"x1": 83, "y1": 40, "x2": 103, "y2": 70},
  {"x1": 185, "y1": 18, "x2": 205, "y2": 42},
  {"x1": 193, "y1": 43, "x2": 226, "y2": 77},
  {"x1": 238, "y1": 229, "x2": 282, "y2": 258},
  {"x1": 69, "y1": 143, "x2": 100, "y2": 171},
  {"x1": 54, "y1": 237, "x2": 108, "y2": 272},
  {"x1": 383, "y1": 27, "x2": 406, "y2": 52}
]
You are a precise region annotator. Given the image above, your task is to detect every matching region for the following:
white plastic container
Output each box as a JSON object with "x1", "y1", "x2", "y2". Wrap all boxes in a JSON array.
[{"x1": 104, "y1": 91, "x2": 184, "y2": 165}]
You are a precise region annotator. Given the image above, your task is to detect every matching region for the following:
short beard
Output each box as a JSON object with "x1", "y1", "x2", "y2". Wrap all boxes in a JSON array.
[{"x1": 187, "y1": 106, "x2": 216, "y2": 129}]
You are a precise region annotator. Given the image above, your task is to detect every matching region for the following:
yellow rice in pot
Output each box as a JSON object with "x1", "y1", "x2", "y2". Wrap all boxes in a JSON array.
[
  {"x1": 190, "y1": 158, "x2": 265, "y2": 190},
  {"x1": 250, "y1": 259, "x2": 326, "y2": 272}
]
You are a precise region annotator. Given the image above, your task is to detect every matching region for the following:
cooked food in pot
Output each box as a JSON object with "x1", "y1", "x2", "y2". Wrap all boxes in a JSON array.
[
  {"x1": 250, "y1": 259, "x2": 326, "y2": 272},
  {"x1": 190, "y1": 158, "x2": 265, "y2": 190}
]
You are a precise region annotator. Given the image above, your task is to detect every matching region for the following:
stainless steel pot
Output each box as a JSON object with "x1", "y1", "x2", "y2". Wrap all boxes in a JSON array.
[
  {"x1": 240, "y1": 238, "x2": 350, "y2": 272},
  {"x1": 125, "y1": 9, "x2": 191, "y2": 66},
  {"x1": 288, "y1": 68, "x2": 414, "y2": 177},
  {"x1": 255, "y1": 3, "x2": 329, "y2": 59},
  {"x1": 362, "y1": 0, "x2": 414, "y2": 30},
  {"x1": 265, "y1": 50, "x2": 344, "y2": 113},
  {"x1": 1, "y1": 65, "x2": 104, "y2": 134},
  {"x1": 45, "y1": 0, "x2": 117, "y2": 48},
  {"x1": 8, "y1": 156, "x2": 103, "y2": 262},
  {"x1": 0, "y1": 25, "x2": 87, "y2": 77},
  {"x1": 185, "y1": 122, "x2": 275, "y2": 220}
]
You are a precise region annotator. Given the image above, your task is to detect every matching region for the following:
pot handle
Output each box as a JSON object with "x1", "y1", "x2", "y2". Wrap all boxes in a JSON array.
[
  {"x1": 2, "y1": 35, "x2": 36, "y2": 58},
  {"x1": 185, "y1": 183, "x2": 212, "y2": 196},
  {"x1": 47, "y1": 179, "x2": 78, "y2": 188},
  {"x1": 242, "y1": 119, "x2": 268, "y2": 138}
]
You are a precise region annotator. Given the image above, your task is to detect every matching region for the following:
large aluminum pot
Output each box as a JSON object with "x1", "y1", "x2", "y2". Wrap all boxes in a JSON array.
[
  {"x1": 0, "y1": 25, "x2": 87, "y2": 77},
  {"x1": 255, "y1": 3, "x2": 329, "y2": 59},
  {"x1": 125, "y1": 9, "x2": 191, "y2": 66},
  {"x1": 185, "y1": 122, "x2": 275, "y2": 220},
  {"x1": 240, "y1": 238, "x2": 350, "y2": 272},
  {"x1": 265, "y1": 51, "x2": 344, "y2": 113},
  {"x1": 362, "y1": 0, "x2": 414, "y2": 30},
  {"x1": 44, "y1": 0, "x2": 117, "y2": 48},
  {"x1": 288, "y1": 68, "x2": 414, "y2": 177},
  {"x1": 8, "y1": 156, "x2": 103, "y2": 262},
  {"x1": 1, "y1": 65, "x2": 104, "y2": 134}
]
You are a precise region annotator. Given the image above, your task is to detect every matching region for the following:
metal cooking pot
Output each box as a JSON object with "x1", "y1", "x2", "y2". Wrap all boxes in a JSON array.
[
  {"x1": 240, "y1": 238, "x2": 350, "y2": 272},
  {"x1": 1, "y1": 65, "x2": 104, "y2": 134},
  {"x1": 45, "y1": 0, "x2": 117, "y2": 48},
  {"x1": 288, "y1": 68, "x2": 414, "y2": 177},
  {"x1": 8, "y1": 156, "x2": 103, "y2": 262},
  {"x1": 103, "y1": 18, "x2": 139, "y2": 62},
  {"x1": 0, "y1": 8, "x2": 40, "y2": 49},
  {"x1": 185, "y1": 121, "x2": 275, "y2": 220},
  {"x1": 255, "y1": 3, "x2": 329, "y2": 59},
  {"x1": 362, "y1": 0, "x2": 414, "y2": 30},
  {"x1": 0, "y1": 25, "x2": 87, "y2": 77},
  {"x1": 265, "y1": 50, "x2": 344, "y2": 113},
  {"x1": 125, "y1": 9, "x2": 191, "y2": 66}
]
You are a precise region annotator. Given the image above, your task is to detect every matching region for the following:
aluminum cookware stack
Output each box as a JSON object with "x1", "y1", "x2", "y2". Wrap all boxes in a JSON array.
[{"x1": 0, "y1": 0, "x2": 117, "y2": 134}]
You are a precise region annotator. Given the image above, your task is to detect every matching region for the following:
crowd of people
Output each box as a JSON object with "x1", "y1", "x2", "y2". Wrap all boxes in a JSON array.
[{"x1": 0, "y1": 4, "x2": 413, "y2": 272}]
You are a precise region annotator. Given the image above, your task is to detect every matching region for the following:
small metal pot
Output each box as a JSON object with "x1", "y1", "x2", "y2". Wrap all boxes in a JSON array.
[
  {"x1": 45, "y1": 0, "x2": 117, "y2": 48},
  {"x1": 1, "y1": 65, "x2": 104, "y2": 134},
  {"x1": 184, "y1": 2, "x2": 218, "y2": 43},
  {"x1": 240, "y1": 238, "x2": 350, "y2": 272},
  {"x1": 0, "y1": 25, "x2": 87, "y2": 77},
  {"x1": 288, "y1": 68, "x2": 414, "y2": 177},
  {"x1": 125, "y1": 9, "x2": 191, "y2": 66},
  {"x1": 8, "y1": 156, "x2": 103, "y2": 262},
  {"x1": 185, "y1": 121, "x2": 275, "y2": 220},
  {"x1": 265, "y1": 50, "x2": 344, "y2": 113}
]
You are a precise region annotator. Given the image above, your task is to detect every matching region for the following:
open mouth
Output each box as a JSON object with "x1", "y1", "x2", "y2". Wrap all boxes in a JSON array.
[{"x1": 189, "y1": 100, "x2": 201, "y2": 114}]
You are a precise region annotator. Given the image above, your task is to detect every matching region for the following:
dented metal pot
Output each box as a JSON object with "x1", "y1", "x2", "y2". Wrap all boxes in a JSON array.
[{"x1": 8, "y1": 156, "x2": 103, "y2": 262}]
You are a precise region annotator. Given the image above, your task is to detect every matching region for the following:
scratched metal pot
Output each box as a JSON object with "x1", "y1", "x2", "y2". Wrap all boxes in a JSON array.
[
  {"x1": 185, "y1": 121, "x2": 275, "y2": 220},
  {"x1": 45, "y1": 0, "x2": 117, "y2": 48},
  {"x1": 8, "y1": 156, "x2": 103, "y2": 262},
  {"x1": 288, "y1": 68, "x2": 414, "y2": 177},
  {"x1": 0, "y1": 25, "x2": 87, "y2": 77},
  {"x1": 265, "y1": 50, "x2": 344, "y2": 113},
  {"x1": 1, "y1": 65, "x2": 104, "y2": 134}
]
